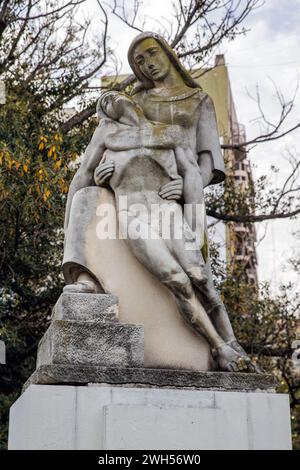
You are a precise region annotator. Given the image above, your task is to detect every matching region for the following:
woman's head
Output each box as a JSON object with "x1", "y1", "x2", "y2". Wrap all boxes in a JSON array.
[{"x1": 128, "y1": 32, "x2": 201, "y2": 94}]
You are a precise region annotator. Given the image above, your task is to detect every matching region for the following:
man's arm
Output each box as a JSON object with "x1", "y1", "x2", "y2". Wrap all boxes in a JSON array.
[
  {"x1": 64, "y1": 123, "x2": 106, "y2": 233},
  {"x1": 105, "y1": 123, "x2": 187, "y2": 151}
]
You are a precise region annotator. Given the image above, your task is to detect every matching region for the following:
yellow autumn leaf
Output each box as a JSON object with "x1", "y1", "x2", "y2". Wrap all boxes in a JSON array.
[
  {"x1": 43, "y1": 188, "x2": 51, "y2": 201},
  {"x1": 39, "y1": 143, "x2": 45, "y2": 151},
  {"x1": 38, "y1": 169, "x2": 44, "y2": 182},
  {"x1": 23, "y1": 164, "x2": 28, "y2": 173}
]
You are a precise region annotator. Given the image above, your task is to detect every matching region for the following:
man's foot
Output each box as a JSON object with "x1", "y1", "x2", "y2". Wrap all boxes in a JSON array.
[
  {"x1": 226, "y1": 339, "x2": 263, "y2": 373},
  {"x1": 215, "y1": 343, "x2": 258, "y2": 373},
  {"x1": 227, "y1": 339, "x2": 247, "y2": 356},
  {"x1": 63, "y1": 280, "x2": 99, "y2": 294}
]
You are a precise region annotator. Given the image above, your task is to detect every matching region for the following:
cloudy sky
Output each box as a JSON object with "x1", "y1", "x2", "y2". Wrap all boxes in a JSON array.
[
  {"x1": 223, "y1": 0, "x2": 300, "y2": 294},
  {"x1": 85, "y1": 0, "x2": 300, "y2": 294}
]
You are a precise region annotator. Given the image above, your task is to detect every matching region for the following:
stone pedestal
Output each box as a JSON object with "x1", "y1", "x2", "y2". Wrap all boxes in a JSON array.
[
  {"x1": 9, "y1": 384, "x2": 292, "y2": 450},
  {"x1": 15, "y1": 290, "x2": 291, "y2": 450}
]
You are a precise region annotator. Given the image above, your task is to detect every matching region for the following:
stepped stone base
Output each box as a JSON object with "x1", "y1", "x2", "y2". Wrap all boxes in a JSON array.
[
  {"x1": 35, "y1": 293, "x2": 144, "y2": 373},
  {"x1": 52, "y1": 292, "x2": 119, "y2": 322},
  {"x1": 12, "y1": 291, "x2": 291, "y2": 450},
  {"x1": 37, "y1": 321, "x2": 144, "y2": 368},
  {"x1": 29, "y1": 292, "x2": 277, "y2": 393}
]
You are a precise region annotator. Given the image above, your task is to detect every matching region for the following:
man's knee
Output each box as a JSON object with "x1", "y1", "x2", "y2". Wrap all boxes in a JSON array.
[
  {"x1": 186, "y1": 266, "x2": 208, "y2": 285},
  {"x1": 161, "y1": 270, "x2": 193, "y2": 298}
]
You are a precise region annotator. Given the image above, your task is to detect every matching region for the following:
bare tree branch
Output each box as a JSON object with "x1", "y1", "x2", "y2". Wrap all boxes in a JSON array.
[
  {"x1": 223, "y1": 78, "x2": 300, "y2": 150},
  {"x1": 244, "y1": 344, "x2": 293, "y2": 358},
  {"x1": 207, "y1": 207, "x2": 300, "y2": 223},
  {"x1": 15, "y1": 0, "x2": 86, "y2": 22},
  {"x1": 110, "y1": 0, "x2": 144, "y2": 32},
  {"x1": 61, "y1": 103, "x2": 97, "y2": 133}
]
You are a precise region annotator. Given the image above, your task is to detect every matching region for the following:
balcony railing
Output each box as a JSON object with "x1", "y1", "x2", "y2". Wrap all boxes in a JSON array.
[{"x1": 230, "y1": 121, "x2": 246, "y2": 146}]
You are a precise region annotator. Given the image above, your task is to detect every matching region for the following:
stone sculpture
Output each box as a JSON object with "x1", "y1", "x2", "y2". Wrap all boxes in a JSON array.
[{"x1": 61, "y1": 32, "x2": 260, "y2": 374}]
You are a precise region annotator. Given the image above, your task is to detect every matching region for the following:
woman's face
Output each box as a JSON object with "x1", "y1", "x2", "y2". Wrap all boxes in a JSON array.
[{"x1": 133, "y1": 38, "x2": 171, "y2": 83}]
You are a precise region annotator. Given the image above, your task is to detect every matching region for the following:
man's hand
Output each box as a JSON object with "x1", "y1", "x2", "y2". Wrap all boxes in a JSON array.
[
  {"x1": 94, "y1": 162, "x2": 115, "y2": 186},
  {"x1": 159, "y1": 178, "x2": 183, "y2": 200}
]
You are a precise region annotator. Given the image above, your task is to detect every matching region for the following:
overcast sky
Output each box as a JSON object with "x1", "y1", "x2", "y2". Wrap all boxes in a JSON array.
[
  {"x1": 223, "y1": 0, "x2": 300, "y2": 295},
  {"x1": 84, "y1": 0, "x2": 300, "y2": 295}
]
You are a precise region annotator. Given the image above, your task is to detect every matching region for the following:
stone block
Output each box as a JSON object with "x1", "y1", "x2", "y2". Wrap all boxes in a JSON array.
[
  {"x1": 36, "y1": 320, "x2": 144, "y2": 368},
  {"x1": 52, "y1": 293, "x2": 118, "y2": 323}
]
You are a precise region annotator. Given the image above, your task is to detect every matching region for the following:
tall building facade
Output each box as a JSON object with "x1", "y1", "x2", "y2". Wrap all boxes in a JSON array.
[{"x1": 193, "y1": 55, "x2": 258, "y2": 286}]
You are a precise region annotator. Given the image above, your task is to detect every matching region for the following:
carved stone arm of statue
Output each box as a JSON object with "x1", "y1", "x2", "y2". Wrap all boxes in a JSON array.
[
  {"x1": 64, "y1": 123, "x2": 108, "y2": 233},
  {"x1": 105, "y1": 122, "x2": 188, "y2": 152},
  {"x1": 104, "y1": 122, "x2": 186, "y2": 201},
  {"x1": 197, "y1": 151, "x2": 214, "y2": 188}
]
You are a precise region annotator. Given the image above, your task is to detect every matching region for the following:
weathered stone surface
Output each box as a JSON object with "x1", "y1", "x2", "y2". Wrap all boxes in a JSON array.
[
  {"x1": 24, "y1": 364, "x2": 277, "y2": 393},
  {"x1": 52, "y1": 293, "x2": 118, "y2": 323},
  {"x1": 62, "y1": 33, "x2": 252, "y2": 376},
  {"x1": 36, "y1": 320, "x2": 144, "y2": 369}
]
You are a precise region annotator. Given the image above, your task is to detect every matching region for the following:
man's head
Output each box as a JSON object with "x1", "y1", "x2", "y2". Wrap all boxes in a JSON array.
[{"x1": 97, "y1": 91, "x2": 143, "y2": 125}]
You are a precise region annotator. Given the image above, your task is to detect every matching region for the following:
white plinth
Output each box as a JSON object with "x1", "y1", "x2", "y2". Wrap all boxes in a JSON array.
[{"x1": 8, "y1": 384, "x2": 292, "y2": 450}]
